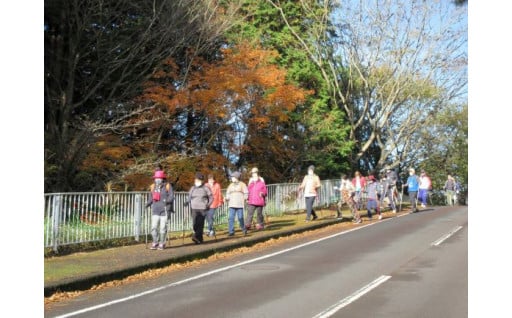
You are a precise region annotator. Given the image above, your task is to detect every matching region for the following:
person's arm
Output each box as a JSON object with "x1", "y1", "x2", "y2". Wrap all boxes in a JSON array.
[
  {"x1": 298, "y1": 176, "x2": 306, "y2": 190},
  {"x1": 206, "y1": 186, "x2": 213, "y2": 208},
  {"x1": 261, "y1": 181, "x2": 268, "y2": 197},
  {"x1": 243, "y1": 183, "x2": 249, "y2": 200},
  {"x1": 146, "y1": 192, "x2": 153, "y2": 208}
]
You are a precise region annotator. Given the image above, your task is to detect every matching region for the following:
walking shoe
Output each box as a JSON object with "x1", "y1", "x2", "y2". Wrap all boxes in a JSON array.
[
  {"x1": 209, "y1": 230, "x2": 215, "y2": 237},
  {"x1": 393, "y1": 209, "x2": 397, "y2": 213},
  {"x1": 192, "y1": 236, "x2": 200, "y2": 244},
  {"x1": 243, "y1": 229, "x2": 247, "y2": 236},
  {"x1": 421, "y1": 204, "x2": 426, "y2": 208},
  {"x1": 378, "y1": 214, "x2": 383, "y2": 220},
  {"x1": 150, "y1": 243, "x2": 158, "y2": 250},
  {"x1": 158, "y1": 244, "x2": 165, "y2": 250},
  {"x1": 256, "y1": 224, "x2": 264, "y2": 231},
  {"x1": 228, "y1": 232, "x2": 235, "y2": 237},
  {"x1": 355, "y1": 219, "x2": 362, "y2": 224},
  {"x1": 312, "y1": 215, "x2": 318, "y2": 221},
  {"x1": 245, "y1": 224, "x2": 252, "y2": 230}
]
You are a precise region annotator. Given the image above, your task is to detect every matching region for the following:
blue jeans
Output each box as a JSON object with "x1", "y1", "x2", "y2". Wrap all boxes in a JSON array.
[
  {"x1": 418, "y1": 189, "x2": 428, "y2": 205},
  {"x1": 206, "y1": 208, "x2": 216, "y2": 232},
  {"x1": 228, "y1": 208, "x2": 245, "y2": 234}
]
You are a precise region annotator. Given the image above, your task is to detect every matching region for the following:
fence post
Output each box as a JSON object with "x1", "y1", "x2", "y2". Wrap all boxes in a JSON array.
[
  {"x1": 134, "y1": 194, "x2": 142, "y2": 241},
  {"x1": 52, "y1": 195, "x2": 62, "y2": 253}
]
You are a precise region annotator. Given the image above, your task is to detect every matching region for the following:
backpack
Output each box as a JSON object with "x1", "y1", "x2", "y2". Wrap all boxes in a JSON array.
[{"x1": 150, "y1": 182, "x2": 172, "y2": 192}]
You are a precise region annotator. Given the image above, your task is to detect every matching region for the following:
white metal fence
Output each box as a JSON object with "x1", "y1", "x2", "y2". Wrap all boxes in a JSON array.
[{"x1": 44, "y1": 180, "x2": 344, "y2": 252}]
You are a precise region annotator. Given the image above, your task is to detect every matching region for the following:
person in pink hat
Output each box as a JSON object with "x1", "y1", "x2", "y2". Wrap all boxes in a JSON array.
[{"x1": 146, "y1": 170, "x2": 174, "y2": 250}]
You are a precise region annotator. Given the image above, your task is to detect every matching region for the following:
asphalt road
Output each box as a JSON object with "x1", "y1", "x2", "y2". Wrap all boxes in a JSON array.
[{"x1": 46, "y1": 206, "x2": 468, "y2": 318}]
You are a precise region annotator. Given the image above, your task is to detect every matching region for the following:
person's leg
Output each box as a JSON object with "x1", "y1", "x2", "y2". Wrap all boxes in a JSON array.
[
  {"x1": 420, "y1": 189, "x2": 427, "y2": 206},
  {"x1": 388, "y1": 188, "x2": 397, "y2": 212},
  {"x1": 206, "y1": 208, "x2": 215, "y2": 234},
  {"x1": 409, "y1": 191, "x2": 417, "y2": 212},
  {"x1": 305, "y1": 197, "x2": 314, "y2": 220},
  {"x1": 255, "y1": 206, "x2": 264, "y2": 229},
  {"x1": 311, "y1": 196, "x2": 318, "y2": 219},
  {"x1": 196, "y1": 211, "x2": 205, "y2": 242},
  {"x1": 151, "y1": 215, "x2": 160, "y2": 248},
  {"x1": 191, "y1": 210, "x2": 200, "y2": 243},
  {"x1": 245, "y1": 205, "x2": 256, "y2": 229},
  {"x1": 158, "y1": 215, "x2": 168, "y2": 248},
  {"x1": 237, "y1": 208, "x2": 246, "y2": 234},
  {"x1": 228, "y1": 208, "x2": 235, "y2": 235},
  {"x1": 367, "y1": 200, "x2": 373, "y2": 218}
]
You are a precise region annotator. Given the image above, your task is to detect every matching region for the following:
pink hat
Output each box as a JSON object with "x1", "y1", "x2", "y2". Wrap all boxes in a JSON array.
[{"x1": 152, "y1": 170, "x2": 166, "y2": 179}]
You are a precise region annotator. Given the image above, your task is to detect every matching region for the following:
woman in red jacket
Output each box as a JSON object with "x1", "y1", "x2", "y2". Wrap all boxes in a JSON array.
[
  {"x1": 205, "y1": 174, "x2": 224, "y2": 237},
  {"x1": 245, "y1": 167, "x2": 268, "y2": 231}
]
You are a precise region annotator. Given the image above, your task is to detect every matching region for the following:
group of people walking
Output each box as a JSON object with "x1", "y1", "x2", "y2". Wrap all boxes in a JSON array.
[
  {"x1": 145, "y1": 167, "x2": 268, "y2": 250},
  {"x1": 145, "y1": 164, "x2": 461, "y2": 250}
]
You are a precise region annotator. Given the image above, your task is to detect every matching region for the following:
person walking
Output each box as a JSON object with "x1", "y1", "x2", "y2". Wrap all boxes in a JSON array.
[
  {"x1": 406, "y1": 168, "x2": 420, "y2": 213},
  {"x1": 339, "y1": 174, "x2": 362, "y2": 223},
  {"x1": 418, "y1": 170, "x2": 432, "y2": 208},
  {"x1": 383, "y1": 169, "x2": 398, "y2": 213},
  {"x1": 225, "y1": 171, "x2": 248, "y2": 236},
  {"x1": 298, "y1": 165, "x2": 321, "y2": 222},
  {"x1": 146, "y1": 170, "x2": 174, "y2": 250},
  {"x1": 245, "y1": 167, "x2": 268, "y2": 231},
  {"x1": 366, "y1": 174, "x2": 382, "y2": 220},
  {"x1": 186, "y1": 173, "x2": 213, "y2": 244},
  {"x1": 443, "y1": 175, "x2": 456, "y2": 206},
  {"x1": 205, "y1": 174, "x2": 224, "y2": 237},
  {"x1": 352, "y1": 171, "x2": 367, "y2": 211}
]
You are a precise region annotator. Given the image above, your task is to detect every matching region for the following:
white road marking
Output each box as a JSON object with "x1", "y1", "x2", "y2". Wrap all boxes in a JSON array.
[
  {"x1": 52, "y1": 217, "x2": 394, "y2": 318},
  {"x1": 431, "y1": 225, "x2": 463, "y2": 246},
  {"x1": 311, "y1": 275, "x2": 392, "y2": 318}
]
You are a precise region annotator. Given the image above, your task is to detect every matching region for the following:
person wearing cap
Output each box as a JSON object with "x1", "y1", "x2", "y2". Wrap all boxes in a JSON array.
[
  {"x1": 145, "y1": 170, "x2": 174, "y2": 250},
  {"x1": 298, "y1": 165, "x2": 321, "y2": 221},
  {"x1": 205, "y1": 174, "x2": 224, "y2": 237},
  {"x1": 245, "y1": 167, "x2": 268, "y2": 231},
  {"x1": 366, "y1": 174, "x2": 382, "y2": 220},
  {"x1": 186, "y1": 173, "x2": 213, "y2": 244},
  {"x1": 225, "y1": 171, "x2": 249, "y2": 236},
  {"x1": 406, "y1": 168, "x2": 420, "y2": 213},
  {"x1": 418, "y1": 170, "x2": 432, "y2": 209}
]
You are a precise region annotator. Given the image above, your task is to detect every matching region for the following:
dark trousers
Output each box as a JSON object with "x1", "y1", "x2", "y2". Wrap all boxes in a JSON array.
[
  {"x1": 191, "y1": 209, "x2": 206, "y2": 242},
  {"x1": 409, "y1": 191, "x2": 418, "y2": 212},
  {"x1": 305, "y1": 196, "x2": 318, "y2": 220},
  {"x1": 246, "y1": 205, "x2": 264, "y2": 227}
]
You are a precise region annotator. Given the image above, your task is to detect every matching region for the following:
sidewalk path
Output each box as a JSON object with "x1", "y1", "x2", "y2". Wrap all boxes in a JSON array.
[{"x1": 45, "y1": 210, "x2": 356, "y2": 297}]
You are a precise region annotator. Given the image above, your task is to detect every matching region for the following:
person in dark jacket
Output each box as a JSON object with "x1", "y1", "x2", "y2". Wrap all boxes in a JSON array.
[
  {"x1": 146, "y1": 170, "x2": 174, "y2": 250},
  {"x1": 187, "y1": 173, "x2": 213, "y2": 244}
]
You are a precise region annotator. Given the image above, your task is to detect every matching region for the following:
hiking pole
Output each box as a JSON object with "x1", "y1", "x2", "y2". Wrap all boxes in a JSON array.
[
  {"x1": 182, "y1": 203, "x2": 187, "y2": 246},
  {"x1": 399, "y1": 185, "x2": 404, "y2": 212}
]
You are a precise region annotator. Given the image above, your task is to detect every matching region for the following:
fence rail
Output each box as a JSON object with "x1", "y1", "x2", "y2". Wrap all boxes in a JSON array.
[{"x1": 44, "y1": 180, "x2": 346, "y2": 252}]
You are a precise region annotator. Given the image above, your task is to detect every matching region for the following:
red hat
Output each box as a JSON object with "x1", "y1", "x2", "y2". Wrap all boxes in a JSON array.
[
  {"x1": 368, "y1": 175, "x2": 376, "y2": 181},
  {"x1": 152, "y1": 170, "x2": 166, "y2": 179}
]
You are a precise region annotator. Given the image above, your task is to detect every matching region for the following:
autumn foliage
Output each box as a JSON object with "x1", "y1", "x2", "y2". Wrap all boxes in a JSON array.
[{"x1": 80, "y1": 42, "x2": 312, "y2": 190}]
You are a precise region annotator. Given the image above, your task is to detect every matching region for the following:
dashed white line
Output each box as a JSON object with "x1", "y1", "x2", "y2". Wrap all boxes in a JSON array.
[
  {"x1": 431, "y1": 225, "x2": 463, "y2": 246},
  {"x1": 312, "y1": 275, "x2": 392, "y2": 318}
]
